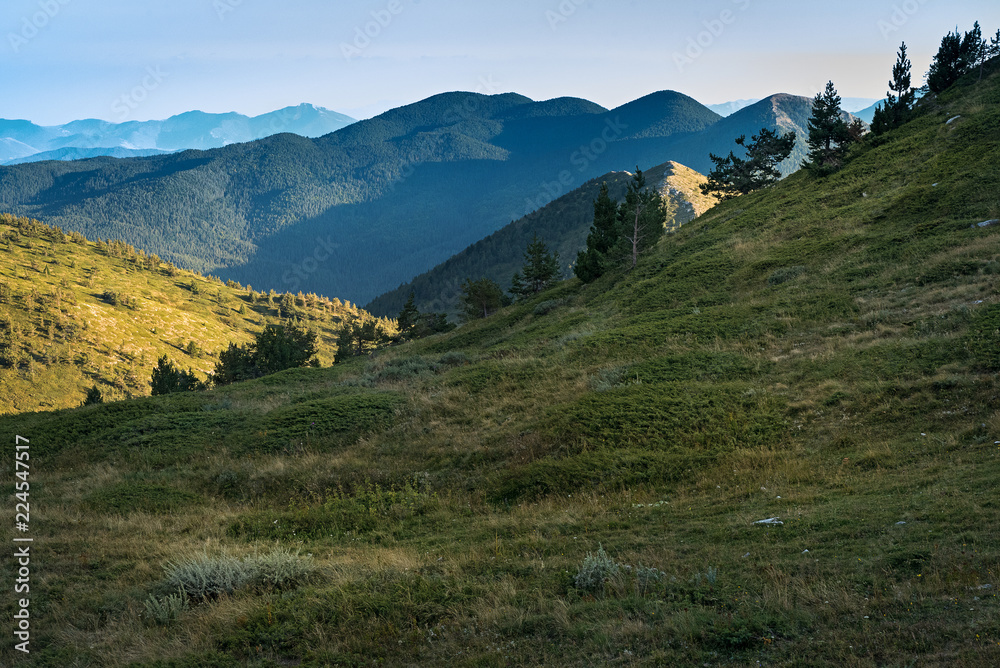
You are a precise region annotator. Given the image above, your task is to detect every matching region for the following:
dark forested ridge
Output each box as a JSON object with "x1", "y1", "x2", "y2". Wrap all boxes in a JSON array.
[
  {"x1": 0, "y1": 90, "x2": 841, "y2": 305},
  {"x1": 366, "y1": 160, "x2": 714, "y2": 317}
]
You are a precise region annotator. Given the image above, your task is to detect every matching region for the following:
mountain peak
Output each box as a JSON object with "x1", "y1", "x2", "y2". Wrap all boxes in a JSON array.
[{"x1": 609, "y1": 90, "x2": 720, "y2": 140}]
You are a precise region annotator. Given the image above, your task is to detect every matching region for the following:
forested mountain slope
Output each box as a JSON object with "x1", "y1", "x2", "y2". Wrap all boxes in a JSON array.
[
  {"x1": 2, "y1": 90, "x2": 727, "y2": 305},
  {"x1": 0, "y1": 91, "x2": 854, "y2": 306},
  {"x1": 367, "y1": 160, "x2": 713, "y2": 316}
]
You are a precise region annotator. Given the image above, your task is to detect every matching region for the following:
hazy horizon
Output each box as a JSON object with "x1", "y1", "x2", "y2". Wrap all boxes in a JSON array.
[{"x1": 2, "y1": 0, "x2": 998, "y2": 125}]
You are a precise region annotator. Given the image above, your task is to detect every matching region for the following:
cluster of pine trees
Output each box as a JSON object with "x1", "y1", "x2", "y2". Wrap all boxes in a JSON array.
[
  {"x1": 574, "y1": 169, "x2": 668, "y2": 283},
  {"x1": 451, "y1": 232, "x2": 565, "y2": 322},
  {"x1": 702, "y1": 21, "x2": 999, "y2": 196}
]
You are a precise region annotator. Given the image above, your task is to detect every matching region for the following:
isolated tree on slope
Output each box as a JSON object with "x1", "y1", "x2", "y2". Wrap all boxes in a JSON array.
[
  {"x1": 701, "y1": 128, "x2": 797, "y2": 200},
  {"x1": 254, "y1": 323, "x2": 318, "y2": 375},
  {"x1": 511, "y1": 234, "x2": 560, "y2": 299},
  {"x1": 213, "y1": 323, "x2": 319, "y2": 384},
  {"x1": 872, "y1": 42, "x2": 915, "y2": 135},
  {"x1": 803, "y1": 81, "x2": 850, "y2": 174},
  {"x1": 334, "y1": 320, "x2": 385, "y2": 362},
  {"x1": 396, "y1": 291, "x2": 420, "y2": 340},
  {"x1": 617, "y1": 168, "x2": 667, "y2": 269},
  {"x1": 961, "y1": 22, "x2": 987, "y2": 80},
  {"x1": 925, "y1": 24, "x2": 987, "y2": 93},
  {"x1": 459, "y1": 278, "x2": 509, "y2": 321},
  {"x1": 151, "y1": 355, "x2": 205, "y2": 395}
]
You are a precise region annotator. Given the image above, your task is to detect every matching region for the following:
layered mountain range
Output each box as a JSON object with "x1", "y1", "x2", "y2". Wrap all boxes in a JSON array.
[
  {"x1": 0, "y1": 104, "x2": 356, "y2": 164},
  {"x1": 0, "y1": 91, "x2": 858, "y2": 304}
]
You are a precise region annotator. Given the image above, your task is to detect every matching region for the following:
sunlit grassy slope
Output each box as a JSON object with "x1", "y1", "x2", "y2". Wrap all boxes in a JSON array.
[
  {"x1": 0, "y1": 219, "x2": 391, "y2": 414},
  {"x1": 2, "y1": 64, "x2": 1000, "y2": 666}
]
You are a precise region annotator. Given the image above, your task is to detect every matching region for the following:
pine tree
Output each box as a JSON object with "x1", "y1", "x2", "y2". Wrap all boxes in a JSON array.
[
  {"x1": 511, "y1": 234, "x2": 560, "y2": 299},
  {"x1": 334, "y1": 320, "x2": 386, "y2": 362},
  {"x1": 82, "y1": 385, "x2": 104, "y2": 406},
  {"x1": 574, "y1": 183, "x2": 619, "y2": 283},
  {"x1": 334, "y1": 323, "x2": 357, "y2": 363},
  {"x1": 617, "y1": 168, "x2": 667, "y2": 269},
  {"x1": 700, "y1": 128, "x2": 797, "y2": 200},
  {"x1": 213, "y1": 324, "x2": 318, "y2": 384},
  {"x1": 960, "y1": 21, "x2": 986, "y2": 78},
  {"x1": 872, "y1": 43, "x2": 915, "y2": 136},
  {"x1": 803, "y1": 81, "x2": 850, "y2": 173},
  {"x1": 151, "y1": 356, "x2": 205, "y2": 395},
  {"x1": 927, "y1": 29, "x2": 966, "y2": 93},
  {"x1": 396, "y1": 291, "x2": 419, "y2": 339},
  {"x1": 459, "y1": 278, "x2": 509, "y2": 320},
  {"x1": 253, "y1": 324, "x2": 319, "y2": 375}
]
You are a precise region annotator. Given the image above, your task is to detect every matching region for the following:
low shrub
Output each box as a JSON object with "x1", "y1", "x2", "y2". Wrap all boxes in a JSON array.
[
  {"x1": 767, "y1": 265, "x2": 807, "y2": 286},
  {"x1": 438, "y1": 351, "x2": 472, "y2": 366},
  {"x1": 143, "y1": 590, "x2": 188, "y2": 625},
  {"x1": 160, "y1": 548, "x2": 315, "y2": 601},
  {"x1": 532, "y1": 299, "x2": 562, "y2": 316},
  {"x1": 575, "y1": 545, "x2": 620, "y2": 593},
  {"x1": 85, "y1": 482, "x2": 200, "y2": 514}
]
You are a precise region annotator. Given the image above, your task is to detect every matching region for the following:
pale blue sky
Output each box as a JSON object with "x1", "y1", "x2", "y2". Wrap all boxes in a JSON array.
[{"x1": 2, "y1": 0, "x2": 997, "y2": 124}]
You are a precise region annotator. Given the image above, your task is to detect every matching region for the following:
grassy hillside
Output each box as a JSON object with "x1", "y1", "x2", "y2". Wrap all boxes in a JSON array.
[
  {"x1": 0, "y1": 215, "x2": 391, "y2": 414},
  {"x1": 2, "y1": 64, "x2": 1000, "y2": 666},
  {"x1": 367, "y1": 160, "x2": 713, "y2": 317}
]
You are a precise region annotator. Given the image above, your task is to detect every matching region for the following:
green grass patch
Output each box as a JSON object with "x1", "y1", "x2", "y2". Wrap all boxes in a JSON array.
[
  {"x1": 547, "y1": 382, "x2": 787, "y2": 451},
  {"x1": 85, "y1": 481, "x2": 200, "y2": 514}
]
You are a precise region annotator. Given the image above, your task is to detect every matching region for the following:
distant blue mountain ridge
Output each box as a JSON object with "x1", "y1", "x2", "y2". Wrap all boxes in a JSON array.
[
  {"x1": 708, "y1": 96, "x2": 879, "y2": 117},
  {"x1": 0, "y1": 104, "x2": 356, "y2": 164}
]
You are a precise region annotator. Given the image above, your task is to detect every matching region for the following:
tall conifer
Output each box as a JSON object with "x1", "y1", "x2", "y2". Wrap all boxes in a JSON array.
[{"x1": 803, "y1": 81, "x2": 850, "y2": 173}]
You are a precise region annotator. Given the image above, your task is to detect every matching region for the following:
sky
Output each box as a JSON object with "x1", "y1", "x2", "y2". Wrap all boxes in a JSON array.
[{"x1": 2, "y1": 0, "x2": 998, "y2": 125}]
